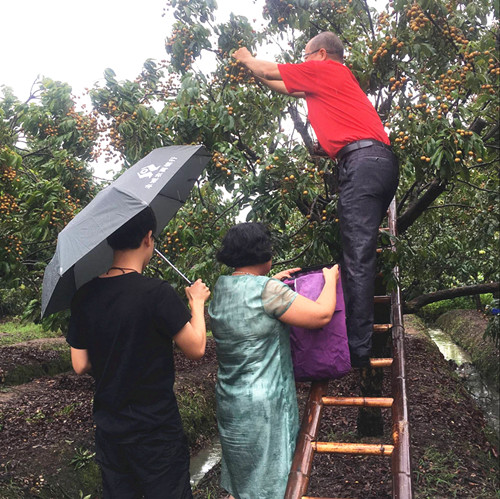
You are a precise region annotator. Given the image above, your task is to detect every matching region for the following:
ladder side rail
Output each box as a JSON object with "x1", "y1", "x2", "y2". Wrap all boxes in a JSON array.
[
  {"x1": 388, "y1": 198, "x2": 413, "y2": 498},
  {"x1": 285, "y1": 380, "x2": 329, "y2": 499}
]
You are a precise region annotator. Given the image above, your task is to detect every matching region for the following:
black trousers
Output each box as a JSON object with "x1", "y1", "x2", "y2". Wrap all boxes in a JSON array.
[
  {"x1": 337, "y1": 143, "x2": 399, "y2": 367},
  {"x1": 95, "y1": 428, "x2": 193, "y2": 499}
]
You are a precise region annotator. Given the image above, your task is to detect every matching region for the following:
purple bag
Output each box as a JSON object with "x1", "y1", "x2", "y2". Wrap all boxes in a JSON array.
[{"x1": 284, "y1": 269, "x2": 351, "y2": 381}]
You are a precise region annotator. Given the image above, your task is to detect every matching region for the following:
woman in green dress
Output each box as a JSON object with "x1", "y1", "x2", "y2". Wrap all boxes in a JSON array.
[{"x1": 209, "y1": 223, "x2": 339, "y2": 499}]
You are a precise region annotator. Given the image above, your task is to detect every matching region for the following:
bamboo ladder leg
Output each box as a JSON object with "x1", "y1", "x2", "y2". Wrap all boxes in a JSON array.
[
  {"x1": 284, "y1": 197, "x2": 412, "y2": 498},
  {"x1": 285, "y1": 380, "x2": 329, "y2": 498},
  {"x1": 387, "y1": 198, "x2": 413, "y2": 497}
]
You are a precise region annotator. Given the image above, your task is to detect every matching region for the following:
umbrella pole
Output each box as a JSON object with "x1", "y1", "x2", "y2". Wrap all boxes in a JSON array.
[{"x1": 154, "y1": 248, "x2": 193, "y2": 286}]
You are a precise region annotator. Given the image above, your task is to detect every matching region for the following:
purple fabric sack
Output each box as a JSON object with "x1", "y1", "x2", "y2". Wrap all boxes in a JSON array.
[{"x1": 284, "y1": 269, "x2": 351, "y2": 381}]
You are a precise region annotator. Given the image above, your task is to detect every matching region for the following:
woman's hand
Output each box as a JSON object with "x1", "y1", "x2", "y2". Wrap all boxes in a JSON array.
[
  {"x1": 273, "y1": 267, "x2": 302, "y2": 281},
  {"x1": 322, "y1": 264, "x2": 339, "y2": 284}
]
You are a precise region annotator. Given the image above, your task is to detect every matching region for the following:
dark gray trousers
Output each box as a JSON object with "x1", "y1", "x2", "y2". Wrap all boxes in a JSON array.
[{"x1": 337, "y1": 143, "x2": 399, "y2": 366}]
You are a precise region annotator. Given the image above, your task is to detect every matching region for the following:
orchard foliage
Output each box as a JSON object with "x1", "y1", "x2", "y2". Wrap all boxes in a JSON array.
[
  {"x1": 1, "y1": 81, "x2": 97, "y2": 321},
  {"x1": 0, "y1": 0, "x2": 498, "y2": 323},
  {"x1": 155, "y1": 0, "x2": 499, "y2": 298}
]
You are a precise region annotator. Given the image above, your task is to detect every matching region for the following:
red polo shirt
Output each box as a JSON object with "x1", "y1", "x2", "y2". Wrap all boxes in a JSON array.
[{"x1": 278, "y1": 60, "x2": 389, "y2": 159}]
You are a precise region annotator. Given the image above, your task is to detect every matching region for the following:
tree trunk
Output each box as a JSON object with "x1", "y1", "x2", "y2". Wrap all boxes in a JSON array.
[
  {"x1": 397, "y1": 178, "x2": 448, "y2": 234},
  {"x1": 404, "y1": 282, "x2": 499, "y2": 313}
]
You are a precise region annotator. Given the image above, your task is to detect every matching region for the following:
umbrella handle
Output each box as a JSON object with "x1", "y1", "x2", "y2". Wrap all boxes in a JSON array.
[{"x1": 154, "y1": 249, "x2": 193, "y2": 286}]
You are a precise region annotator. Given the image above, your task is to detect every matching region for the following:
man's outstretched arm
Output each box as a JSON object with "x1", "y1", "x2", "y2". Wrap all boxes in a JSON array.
[
  {"x1": 256, "y1": 77, "x2": 306, "y2": 98},
  {"x1": 233, "y1": 48, "x2": 305, "y2": 97},
  {"x1": 233, "y1": 47, "x2": 282, "y2": 80}
]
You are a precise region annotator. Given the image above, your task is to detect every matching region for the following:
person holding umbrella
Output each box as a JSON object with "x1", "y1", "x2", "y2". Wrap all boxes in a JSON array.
[{"x1": 67, "y1": 206, "x2": 210, "y2": 499}]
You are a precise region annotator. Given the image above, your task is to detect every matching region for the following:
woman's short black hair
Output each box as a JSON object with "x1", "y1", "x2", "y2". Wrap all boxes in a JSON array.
[
  {"x1": 107, "y1": 206, "x2": 157, "y2": 250},
  {"x1": 217, "y1": 222, "x2": 272, "y2": 268}
]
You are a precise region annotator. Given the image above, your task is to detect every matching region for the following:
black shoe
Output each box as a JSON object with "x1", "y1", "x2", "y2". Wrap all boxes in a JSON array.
[{"x1": 350, "y1": 352, "x2": 371, "y2": 368}]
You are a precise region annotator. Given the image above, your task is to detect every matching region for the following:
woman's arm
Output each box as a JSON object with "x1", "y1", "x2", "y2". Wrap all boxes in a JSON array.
[{"x1": 279, "y1": 265, "x2": 339, "y2": 329}]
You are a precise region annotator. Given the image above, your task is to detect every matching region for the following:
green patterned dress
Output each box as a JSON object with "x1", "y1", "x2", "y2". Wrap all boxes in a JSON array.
[{"x1": 208, "y1": 275, "x2": 299, "y2": 499}]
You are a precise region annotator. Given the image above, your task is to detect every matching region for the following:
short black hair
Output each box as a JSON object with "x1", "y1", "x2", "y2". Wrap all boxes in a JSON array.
[
  {"x1": 217, "y1": 222, "x2": 272, "y2": 268},
  {"x1": 107, "y1": 206, "x2": 157, "y2": 250}
]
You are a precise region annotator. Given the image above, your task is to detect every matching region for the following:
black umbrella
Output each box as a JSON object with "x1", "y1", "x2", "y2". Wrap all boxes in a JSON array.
[{"x1": 41, "y1": 145, "x2": 210, "y2": 317}]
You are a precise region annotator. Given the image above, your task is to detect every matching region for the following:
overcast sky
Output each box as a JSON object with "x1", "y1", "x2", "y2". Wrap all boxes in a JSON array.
[
  {"x1": 0, "y1": 0, "x2": 265, "y2": 100},
  {"x1": 0, "y1": 1, "x2": 266, "y2": 177}
]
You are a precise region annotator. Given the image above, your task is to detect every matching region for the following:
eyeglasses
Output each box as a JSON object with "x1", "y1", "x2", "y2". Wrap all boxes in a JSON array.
[
  {"x1": 303, "y1": 49, "x2": 321, "y2": 59},
  {"x1": 303, "y1": 49, "x2": 337, "y2": 60}
]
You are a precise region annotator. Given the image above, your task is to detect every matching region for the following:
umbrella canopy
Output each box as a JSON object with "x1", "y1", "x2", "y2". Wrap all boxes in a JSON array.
[{"x1": 41, "y1": 144, "x2": 210, "y2": 318}]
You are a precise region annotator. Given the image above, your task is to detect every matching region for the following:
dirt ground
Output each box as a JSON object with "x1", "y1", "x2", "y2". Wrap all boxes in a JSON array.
[{"x1": 0, "y1": 314, "x2": 498, "y2": 498}]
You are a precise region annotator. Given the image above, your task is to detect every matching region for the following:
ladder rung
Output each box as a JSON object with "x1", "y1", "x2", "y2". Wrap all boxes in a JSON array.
[
  {"x1": 373, "y1": 323, "x2": 392, "y2": 333},
  {"x1": 322, "y1": 396, "x2": 393, "y2": 408},
  {"x1": 369, "y1": 358, "x2": 393, "y2": 368},
  {"x1": 312, "y1": 441, "x2": 394, "y2": 456},
  {"x1": 374, "y1": 295, "x2": 391, "y2": 304}
]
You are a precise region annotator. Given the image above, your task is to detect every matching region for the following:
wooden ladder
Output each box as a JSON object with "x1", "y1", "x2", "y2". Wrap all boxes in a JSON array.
[{"x1": 284, "y1": 198, "x2": 413, "y2": 499}]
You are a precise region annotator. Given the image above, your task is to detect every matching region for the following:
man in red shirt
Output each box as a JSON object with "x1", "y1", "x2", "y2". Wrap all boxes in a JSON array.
[{"x1": 233, "y1": 32, "x2": 399, "y2": 368}]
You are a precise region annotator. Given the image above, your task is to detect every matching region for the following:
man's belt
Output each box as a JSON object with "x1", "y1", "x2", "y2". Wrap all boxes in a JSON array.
[{"x1": 336, "y1": 139, "x2": 392, "y2": 162}]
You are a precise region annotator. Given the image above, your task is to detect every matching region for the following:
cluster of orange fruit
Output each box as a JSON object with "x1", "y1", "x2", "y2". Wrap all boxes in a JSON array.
[
  {"x1": 3, "y1": 233, "x2": 23, "y2": 261},
  {"x1": 330, "y1": 0, "x2": 352, "y2": 15},
  {"x1": 441, "y1": 25, "x2": 470, "y2": 48},
  {"x1": 212, "y1": 151, "x2": 232, "y2": 176},
  {"x1": 488, "y1": 59, "x2": 500, "y2": 76},
  {"x1": 394, "y1": 131, "x2": 410, "y2": 149},
  {"x1": 263, "y1": 0, "x2": 295, "y2": 20},
  {"x1": 224, "y1": 60, "x2": 253, "y2": 85},
  {"x1": 40, "y1": 122, "x2": 59, "y2": 138},
  {"x1": 0, "y1": 193, "x2": 19, "y2": 215},
  {"x1": 371, "y1": 37, "x2": 405, "y2": 64},
  {"x1": 376, "y1": 11, "x2": 391, "y2": 30},
  {"x1": 161, "y1": 227, "x2": 189, "y2": 256},
  {"x1": 166, "y1": 26, "x2": 196, "y2": 69},
  {"x1": 406, "y1": 3, "x2": 430, "y2": 32},
  {"x1": 1, "y1": 165, "x2": 17, "y2": 182},
  {"x1": 389, "y1": 76, "x2": 407, "y2": 93},
  {"x1": 66, "y1": 108, "x2": 99, "y2": 145}
]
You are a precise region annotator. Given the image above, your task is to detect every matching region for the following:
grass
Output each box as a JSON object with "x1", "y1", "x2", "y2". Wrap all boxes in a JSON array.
[
  {"x1": 415, "y1": 445, "x2": 499, "y2": 498},
  {"x1": 417, "y1": 293, "x2": 493, "y2": 324},
  {"x1": 70, "y1": 447, "x2": 97, "y2": 470},
  {"x1": 2, "y1": 350, "x2": 72, "y2": 386},
  {"x1": 0, "y1": 318, "x2": 61, "y2": 347},
  {"x1": 193, "y1": 484, "x2": 220, "y2": 498},
  {"x1": 177, "y1": 388, "x2": 217, "y2": 447}
]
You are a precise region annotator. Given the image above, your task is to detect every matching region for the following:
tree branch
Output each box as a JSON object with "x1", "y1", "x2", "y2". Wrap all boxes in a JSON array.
[
  {"x1": 397, "y1": 178, "x2": 448, "y2": 234},
  {"x1": 273, "y1": 240, "x2": 314, "y2": 268},
  {"x1": 397, "y1": 180, "x2": 419, "y2": 214},
  {"x1": 426, "y1": 203, "x2": 472, "y2": 210},
  {"x1": 483, "y1": 122, "x2": 499, "y2": 142},
  {"x1": 287, "y1": 103, "x2": 314, "y2": 153},
  {"x1": 455, "y1": 178, "x2": 498, "y2": 193},
  {"x1": 404, "y1": 282, "x2": 499, "y2": 313},
  {"x1": 467, "y1": 159, "x2": 497, "y2": 170},
  {"x1": 210, "y1": 195, "x2": 245, "y2": 228},
  {"x1": 361, "y1": 0, "x2": 376, "y2": 40}
]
